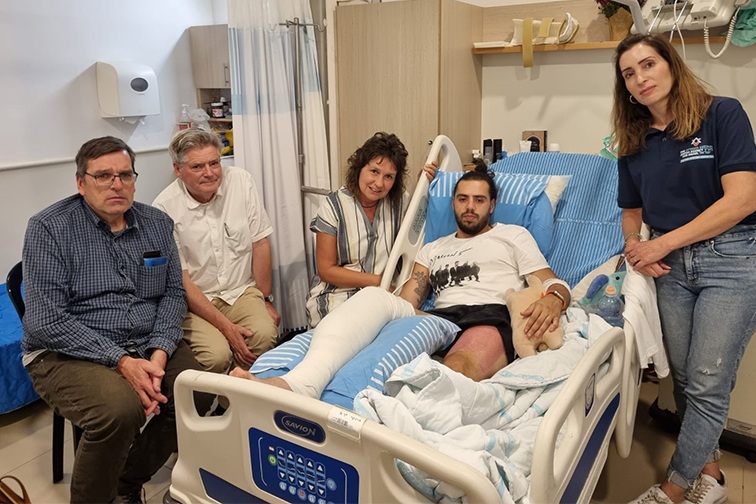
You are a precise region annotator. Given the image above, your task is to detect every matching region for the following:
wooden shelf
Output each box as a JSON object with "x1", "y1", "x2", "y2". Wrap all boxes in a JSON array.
[
  {"x1": 474, "y1": 41, "x2": 618, "y2": 55},
  {"x1": 472, "y1": 36, "x2": 727, "y2": 55}
]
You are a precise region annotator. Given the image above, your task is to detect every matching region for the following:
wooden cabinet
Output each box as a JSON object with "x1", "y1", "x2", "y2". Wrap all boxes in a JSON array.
[
  {"x1": 335, "y1": 0, "x2": 483, "y2": 188},
  {"x1": 188, "y1": 24, "x2": 233, "y2": 153},
  {"x1": 189, "y1": 24, "x2": 230, "y2": 89}
]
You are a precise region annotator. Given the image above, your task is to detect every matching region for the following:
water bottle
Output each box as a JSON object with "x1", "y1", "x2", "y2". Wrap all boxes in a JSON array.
[{"x1": 597, "y1": 285, "x2": 624, "y2": 327}]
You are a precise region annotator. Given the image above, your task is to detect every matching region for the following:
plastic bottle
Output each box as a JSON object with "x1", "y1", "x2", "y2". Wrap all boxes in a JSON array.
[
  {"x1": 597, "y1": 285, "x2": 624, "y2": 327},
  {"x1": 178, "y1": 104, "x2": 191, "y2": 130}
]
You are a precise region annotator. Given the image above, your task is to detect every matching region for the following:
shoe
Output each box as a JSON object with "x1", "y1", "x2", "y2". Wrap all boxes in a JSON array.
[
  {"x1": 114, "y1": 488, "x2": 145, "y2": 504},
  {"x1": 683, "y1": 471, "x2": 727, "y2": 504},
  {"x1": 629, "y1": 485, "x2": 675, "y2": 504}
]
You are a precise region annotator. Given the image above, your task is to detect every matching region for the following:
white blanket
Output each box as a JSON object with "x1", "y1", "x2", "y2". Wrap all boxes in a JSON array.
[
  {"x1": 623, "y1": 263, "x2": 669, "y2": 378},
  {"x1": 354, "y1": 308, "x2": 611, "y2": 504}
]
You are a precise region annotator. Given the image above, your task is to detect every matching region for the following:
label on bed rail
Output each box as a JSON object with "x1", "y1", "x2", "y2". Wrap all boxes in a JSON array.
[
  {"x1": 275, "y1": 411, "x2": 326, "y2": 443},
  {"x1": 327, "y1": 407, "x2": 366, "y2": 440},
  {"x1": 249, "y1": 427, "x2": 360, "y2": 503}
]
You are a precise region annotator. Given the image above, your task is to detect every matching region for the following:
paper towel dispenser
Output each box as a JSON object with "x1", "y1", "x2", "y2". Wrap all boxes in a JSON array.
[{"x1": 96, "y1": 61, "x2": 160, "y2": 118}]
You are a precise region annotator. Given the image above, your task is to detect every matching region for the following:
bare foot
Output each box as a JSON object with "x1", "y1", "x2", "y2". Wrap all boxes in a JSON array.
[
  {"x1": 229, "y1": 367, "x2": 258, "y2": 380},
  {"x1": 229, "y1": 367, "x2": 292, "y2": 391}
]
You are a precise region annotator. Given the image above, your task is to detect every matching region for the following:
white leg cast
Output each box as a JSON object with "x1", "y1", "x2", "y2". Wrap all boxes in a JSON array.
[{"x1": 283, "y1": 287, "x2": 414, "y2": 398}]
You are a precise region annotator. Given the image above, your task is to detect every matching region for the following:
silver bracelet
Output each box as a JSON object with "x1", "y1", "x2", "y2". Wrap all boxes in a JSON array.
[{"x1": 624, "y1": 232, "x2": 644, "y2": 244}]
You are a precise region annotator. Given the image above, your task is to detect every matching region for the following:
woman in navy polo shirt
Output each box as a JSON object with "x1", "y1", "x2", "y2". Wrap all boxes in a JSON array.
[{"x1": 612, "y1": 34, "x2": 756, "y2": 504}]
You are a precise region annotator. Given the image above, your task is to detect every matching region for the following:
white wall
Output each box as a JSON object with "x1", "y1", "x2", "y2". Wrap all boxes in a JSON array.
[
  {"x1": 481, "y1": 44, "x2": 756, "y2": 155},
  {"x1": 0, "y1": 1, "x2": 225, "y2": 277}
]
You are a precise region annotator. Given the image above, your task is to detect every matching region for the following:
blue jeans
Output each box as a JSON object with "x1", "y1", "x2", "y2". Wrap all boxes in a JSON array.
[{"x1": 653, "y1": 224, "x2": 756, "y2": 489}]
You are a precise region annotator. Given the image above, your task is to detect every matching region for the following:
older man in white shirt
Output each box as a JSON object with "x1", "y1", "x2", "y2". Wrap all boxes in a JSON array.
[{"x1": 153, "y1": 128, "x2": 279, "y2": 373}]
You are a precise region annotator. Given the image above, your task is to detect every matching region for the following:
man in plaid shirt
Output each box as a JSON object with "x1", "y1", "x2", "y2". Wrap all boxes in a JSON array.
[{"x1": 21, "y1": 136, "x2": 212, "y2": 504}]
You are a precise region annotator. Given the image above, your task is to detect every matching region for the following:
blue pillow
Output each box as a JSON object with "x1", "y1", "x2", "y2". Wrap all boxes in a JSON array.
[
  {"x1": 250, "y1": 315, "x2": 460, "y2": 409},
  {"x1": 426, "y1": 171, "x2": 556, "y2": 256}
]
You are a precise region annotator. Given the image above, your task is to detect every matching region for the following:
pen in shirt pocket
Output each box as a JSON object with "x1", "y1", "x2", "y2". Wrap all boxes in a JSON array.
[{"x1": 224, "y1": 223, "x2": 230, "y2": 236}]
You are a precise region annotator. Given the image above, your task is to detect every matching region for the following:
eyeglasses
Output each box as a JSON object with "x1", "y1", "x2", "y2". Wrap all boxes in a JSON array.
[{"x1": 84, "y1": 171, "x2": 139, "y2": 187}]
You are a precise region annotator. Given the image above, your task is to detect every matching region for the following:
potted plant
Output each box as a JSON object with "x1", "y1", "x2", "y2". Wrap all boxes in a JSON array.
[{"x1": 596, "y1": 0, "x2": 645, "y2": 40}]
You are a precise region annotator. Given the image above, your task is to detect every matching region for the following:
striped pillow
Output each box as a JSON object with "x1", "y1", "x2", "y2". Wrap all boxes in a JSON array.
[
  {"x1": 250, "y1": 315, "x2": 460, "y2": 410},
  {"x1": 426, "y1": 171, "x2": 559, "y2": 256}
]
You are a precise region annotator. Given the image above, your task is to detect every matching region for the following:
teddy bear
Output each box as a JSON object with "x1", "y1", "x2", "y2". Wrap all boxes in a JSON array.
[{"x1": 503, "y1": 275, "x2": 565, "y2": 358}]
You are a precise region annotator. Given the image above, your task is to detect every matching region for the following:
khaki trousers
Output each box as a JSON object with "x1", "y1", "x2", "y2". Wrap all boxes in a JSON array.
[{"x1": 183, "y1": 286, "x2": 278, "y2": 373}]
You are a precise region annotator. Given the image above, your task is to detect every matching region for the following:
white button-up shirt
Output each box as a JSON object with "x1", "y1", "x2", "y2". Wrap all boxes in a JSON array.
[{"x1": 153, "y1": 166, "x2": 273, "y2": 305}]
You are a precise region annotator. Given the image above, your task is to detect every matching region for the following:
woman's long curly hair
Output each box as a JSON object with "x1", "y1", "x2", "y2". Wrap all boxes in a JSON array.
[
  {"x1": 611, "y1": 34, "x2": 713, "y2": 157},
  {"x1": 344, "y1": 132, "x2": 408, "y2": 205}
]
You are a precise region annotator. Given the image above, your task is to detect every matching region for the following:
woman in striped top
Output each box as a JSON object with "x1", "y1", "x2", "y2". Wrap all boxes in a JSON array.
[{"x1": 306, "y1": 132, "x2": 435, "y2": 327}]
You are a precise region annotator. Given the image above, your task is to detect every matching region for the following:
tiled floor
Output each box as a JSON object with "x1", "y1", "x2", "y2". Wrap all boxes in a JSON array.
[
  {"x1": 1, "y1": 381, "x2": 755, "y2": 503},
  {"x1": 593, "y1": 379, "x2": 756, "y2": 503}
]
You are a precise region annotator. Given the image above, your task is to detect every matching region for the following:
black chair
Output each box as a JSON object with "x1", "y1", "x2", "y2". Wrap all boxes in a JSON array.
[{"x1": 6, "y1": 261, "x2": 84, "y2": 484}]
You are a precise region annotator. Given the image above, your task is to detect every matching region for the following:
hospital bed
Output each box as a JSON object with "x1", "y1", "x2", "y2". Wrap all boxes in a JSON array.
[{"x1": 165, "y1": 135, "x2": 643, "y2": 504}]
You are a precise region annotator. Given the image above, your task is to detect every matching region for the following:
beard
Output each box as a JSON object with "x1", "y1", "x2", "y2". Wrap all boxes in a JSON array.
[{"x1": 454, "y1": 211, "x2": 490, "y2": 236}]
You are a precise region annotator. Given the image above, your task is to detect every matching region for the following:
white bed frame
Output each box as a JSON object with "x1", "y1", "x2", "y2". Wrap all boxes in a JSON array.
[{"x1": 166, "y1": 135, "x2": 642, "y2": 504}]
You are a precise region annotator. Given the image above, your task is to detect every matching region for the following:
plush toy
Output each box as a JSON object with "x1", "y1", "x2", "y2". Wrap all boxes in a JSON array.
[
  {"x1": 578, "y1": 271, "x2": 626, "y2": 310},
  {"x1": 504, "y1": 275, "x2": 564, "y2": 358}
]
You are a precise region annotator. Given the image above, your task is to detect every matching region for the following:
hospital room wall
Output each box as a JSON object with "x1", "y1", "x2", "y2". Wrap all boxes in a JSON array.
[
  {"x1": 0, "y1": 1, "x2": 228, "y2": 279},
  {"x1": 480, "y1": 45, "x2": 756, "y2": 155}
]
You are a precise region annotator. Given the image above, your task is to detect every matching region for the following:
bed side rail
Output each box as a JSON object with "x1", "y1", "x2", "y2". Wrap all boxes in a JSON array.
[
  {"x1": 529, "y1": 327, "x2": 625, "y2": 504},
  {"x1": 380, "y1": 134, "x2": 463, "y2": 293},
  {"x1": 170, "y1": 370, "x2": 500, "y2": 504},
  {"x1": 616, "y1": 322, "x2": 642, "y2": 458}
]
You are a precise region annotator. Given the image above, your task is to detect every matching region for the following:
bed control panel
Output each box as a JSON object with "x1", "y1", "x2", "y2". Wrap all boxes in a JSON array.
[{"x1": 249, "y1": 428, "x2": 360, "y2": 504}]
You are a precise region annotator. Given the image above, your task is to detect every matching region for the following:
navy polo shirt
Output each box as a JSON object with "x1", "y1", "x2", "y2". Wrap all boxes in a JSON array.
[{"x1": 618, "y1": 96, "x2": 756, "y2": 232}]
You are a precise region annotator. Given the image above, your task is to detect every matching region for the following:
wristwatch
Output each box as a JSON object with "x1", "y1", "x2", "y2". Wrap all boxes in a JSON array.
[{"x1": 263, "y1": 294, "x2": 274, "y2": 303}]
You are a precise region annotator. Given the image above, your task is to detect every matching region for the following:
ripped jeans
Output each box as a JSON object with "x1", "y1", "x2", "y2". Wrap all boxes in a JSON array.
[{"x1": 653, "y1": 224, "x2": 756, "y2": 488}]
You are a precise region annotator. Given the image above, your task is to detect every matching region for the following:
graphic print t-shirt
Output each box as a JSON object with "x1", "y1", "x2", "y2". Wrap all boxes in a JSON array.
[{"x1": 415, "y1": 223, "x2": 548, "y2": 309}]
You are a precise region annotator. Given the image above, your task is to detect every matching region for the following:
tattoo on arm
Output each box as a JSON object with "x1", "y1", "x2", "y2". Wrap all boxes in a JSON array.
[{"x1": 413, "y1": 271, "x2": 430, "y2": 302}]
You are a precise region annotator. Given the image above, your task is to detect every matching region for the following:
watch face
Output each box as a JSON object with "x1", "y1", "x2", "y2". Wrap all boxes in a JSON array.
[{"x1": 265, "y1": 295, "x2": 274, "y2": 303}]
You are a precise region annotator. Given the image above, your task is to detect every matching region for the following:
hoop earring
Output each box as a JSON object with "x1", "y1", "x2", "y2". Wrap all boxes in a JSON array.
[{"x1": 629, "y1": 95, "x2": 638, "y2": 104}]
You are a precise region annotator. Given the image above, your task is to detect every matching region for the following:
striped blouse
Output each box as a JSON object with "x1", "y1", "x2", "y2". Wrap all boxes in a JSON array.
[{"x1": 305, "y1": 188, "x2": 407, "y2": 327}]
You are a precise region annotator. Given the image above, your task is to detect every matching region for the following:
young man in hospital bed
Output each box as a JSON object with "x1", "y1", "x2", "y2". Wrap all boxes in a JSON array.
[{"x1": 231, "y1": 166, "x2": 571, "y2": 392}]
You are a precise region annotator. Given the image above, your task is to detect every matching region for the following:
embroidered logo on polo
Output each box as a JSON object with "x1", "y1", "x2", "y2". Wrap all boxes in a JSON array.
[{"x1": 680, "y1": 137, "x2": 714, "y2": 163}]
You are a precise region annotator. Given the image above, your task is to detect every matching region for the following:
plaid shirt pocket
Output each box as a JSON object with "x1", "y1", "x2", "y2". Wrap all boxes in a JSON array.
[{"x1": 137, "y1": 263, "x2": 168, "y2": 299}]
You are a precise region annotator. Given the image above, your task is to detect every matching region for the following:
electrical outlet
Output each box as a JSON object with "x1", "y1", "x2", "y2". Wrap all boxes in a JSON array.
[{"x1": 522, "y1": 130, "x2": 547, "y2": 152}]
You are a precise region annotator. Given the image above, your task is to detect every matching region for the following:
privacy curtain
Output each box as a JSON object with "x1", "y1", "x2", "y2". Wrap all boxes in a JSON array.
[{"x1": 229, "y1": 0, "x2": 330, "y2": 332}]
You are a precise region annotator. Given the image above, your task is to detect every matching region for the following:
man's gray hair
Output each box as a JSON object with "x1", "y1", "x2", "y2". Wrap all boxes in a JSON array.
[{"x1": 169, "y1": 128, "x2": 222, "y2": 166}]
